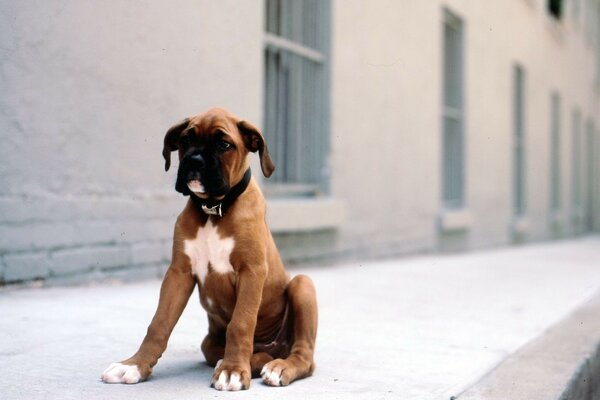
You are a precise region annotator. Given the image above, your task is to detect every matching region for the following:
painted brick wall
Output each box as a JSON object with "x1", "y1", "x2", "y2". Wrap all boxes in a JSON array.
[{"x1": 0, "y1": 196, "x2": 178, "y2": 284}]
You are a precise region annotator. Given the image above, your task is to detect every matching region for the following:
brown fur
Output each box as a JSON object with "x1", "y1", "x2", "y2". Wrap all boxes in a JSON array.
[{"x1": 102, "y1": 108, "x2": 318, "y2": 390}]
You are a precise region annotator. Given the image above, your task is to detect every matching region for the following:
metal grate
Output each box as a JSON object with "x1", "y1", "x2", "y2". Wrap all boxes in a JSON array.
[
  {"x1": 596, "y1": 1, "x2": 600, "y2": 85},
  {"x1": 442, "y1": 9, "x2": 465, "y2": 209},
  {"x1": 572, "y1": 0, "x2": 581, "y2": 22},
  {"x1": 585, "y1": 0, "x2": 595, "y2": 43},
  {"x1": 513, "y1": 65, "x2": 526, "y2": 216},
  {"x1": 550, "y1": 93, "x2": 562, "y2": 212},
  {"x1": 585, "y1": 121, "x2": 596, "y2": 231},
  {"x1": 263, "y1": 0, "x2": 330, "y2": 196},
  {"x1": 572, "y1": 109, "x2": 582, "y2": 211}
]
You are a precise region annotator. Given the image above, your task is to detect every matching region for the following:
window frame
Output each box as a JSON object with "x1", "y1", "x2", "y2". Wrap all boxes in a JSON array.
[
  {"x1": 572, "y1": 108, "x2": 583, "y2": 213},
  {"x1": 441, "y1": 8, "x2": 466, "y2": 210},
  {"x1": 513, "y1": 65, "x2": 527, "y2": 217},
  {"x1": 584, "y1": 120, "x2": 596, "y2": 231},
  {"x1": 550, "y1": 92, "x2": 562, "y2": 213}
]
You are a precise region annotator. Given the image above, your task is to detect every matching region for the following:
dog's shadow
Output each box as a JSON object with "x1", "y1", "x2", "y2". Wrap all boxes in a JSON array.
[
  {"x1": 150, "y1": 358, "x2": 214, "y2": 383},
  {"x1": 150, "y1": 359, "x2": 268, "y2": 388}
]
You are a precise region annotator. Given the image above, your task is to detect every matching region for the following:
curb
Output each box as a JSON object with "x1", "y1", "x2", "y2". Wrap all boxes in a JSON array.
[{"x1": 456, "y1": 291, "x2": 600, "y2": 400}]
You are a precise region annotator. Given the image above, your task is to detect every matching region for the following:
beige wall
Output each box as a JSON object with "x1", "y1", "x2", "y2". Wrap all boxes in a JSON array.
[
  {"x1": 330, "y1": 0, "x2": 600, "y2": 256},
  {"x1": 331, "y1": 0, "x2": 441, "y2": 255}
]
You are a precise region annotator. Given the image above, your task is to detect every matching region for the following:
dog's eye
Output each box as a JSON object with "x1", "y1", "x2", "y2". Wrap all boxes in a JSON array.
[{"x1": 217, "y1": 140, "x2": 232, "y2": 151}]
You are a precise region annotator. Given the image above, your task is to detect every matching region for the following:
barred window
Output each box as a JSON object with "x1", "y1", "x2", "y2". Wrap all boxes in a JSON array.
[
  {"x1": 513, "y1": 65, "x2": 526, "y2": 216},
  {"x1": 264, "y1": 0, "x2": 330, "y2": 196},
  {"x1": 584, "y1": 120, "x2": 596, "y2": 232},
  {"x1": 550, "y1": 93, "x2": 562, "y2": 212},
  {"x1": 572, "y1": 0, "x2": 581, "y2": 23},
  {"x1": 442, "y1": 9, "x2": 465, "y2": 209},
  {"x1": 572, "y1": 109, "x2": 582, "y2": 212}
]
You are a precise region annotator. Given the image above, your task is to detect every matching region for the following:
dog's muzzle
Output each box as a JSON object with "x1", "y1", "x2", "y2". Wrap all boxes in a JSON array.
[
  {"x1": 185, "y1": 154, "x2": 206, "y2": 193},
  {"x1": 176, "y1": 151, "x2": 228, "y2": 198}
]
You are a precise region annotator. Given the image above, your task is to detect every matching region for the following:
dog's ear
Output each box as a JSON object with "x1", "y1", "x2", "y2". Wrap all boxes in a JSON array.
[
  {"x1": 237, "y1": 120, "x2": 275, "y2": 178},
  {"x1": 162, "y1": 118, "x2": 190, "y2": 171}
]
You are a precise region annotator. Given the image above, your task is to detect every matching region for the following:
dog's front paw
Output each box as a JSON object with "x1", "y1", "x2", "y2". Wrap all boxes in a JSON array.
[
  {"x1": 101, "y1": 362, "x2": 145, "y2": 384},
  {"x1": 211, "y1": 359, "x2": 251, "y2": 391}
]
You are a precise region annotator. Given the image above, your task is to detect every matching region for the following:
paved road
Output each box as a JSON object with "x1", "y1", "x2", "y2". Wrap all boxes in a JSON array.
[{"x1": 1, "y1": 237, "x2": 599, "y2": 400}]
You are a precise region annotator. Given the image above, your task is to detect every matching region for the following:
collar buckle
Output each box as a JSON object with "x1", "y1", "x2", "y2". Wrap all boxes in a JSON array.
[{"x1": 201, "y1": 203, "x2": 222, "y2": 217}]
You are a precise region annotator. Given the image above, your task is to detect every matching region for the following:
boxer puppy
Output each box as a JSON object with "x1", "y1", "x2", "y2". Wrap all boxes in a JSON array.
[{"x1": 101, "y1": 108, "x2": 318, "y2": 390}]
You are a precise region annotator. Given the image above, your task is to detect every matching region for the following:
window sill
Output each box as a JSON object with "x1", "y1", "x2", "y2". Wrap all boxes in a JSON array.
[
  {"x1": 267, "y1": 197, "x2": 346, "y2": 233},
  {"x1": 438, "y1": 209, "x2": 472, "y2": 232}
]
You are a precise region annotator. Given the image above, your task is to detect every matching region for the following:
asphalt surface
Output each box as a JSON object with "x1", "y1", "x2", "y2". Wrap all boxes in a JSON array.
[{"x1": 1, "y1": 236, "x2": 600, "y2": 400}]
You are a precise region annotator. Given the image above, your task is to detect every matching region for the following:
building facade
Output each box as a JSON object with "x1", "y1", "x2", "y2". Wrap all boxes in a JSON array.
[{"x1": 0, "y1": 0, "x2": 599, "y2": 284}]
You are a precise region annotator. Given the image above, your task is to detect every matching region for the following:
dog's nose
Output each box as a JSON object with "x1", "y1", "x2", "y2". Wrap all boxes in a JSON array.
[{"x1": 190, "y1": 153, "x2": 205, "y2": 168}]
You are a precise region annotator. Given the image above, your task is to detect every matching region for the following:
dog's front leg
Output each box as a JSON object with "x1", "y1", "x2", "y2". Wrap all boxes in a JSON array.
[
  {"x1": 101, "y1": 265, "x2": 195, "y2": 384},
  {"x1": 211, "y1": 264, "x2": 266, "y2": 391}
]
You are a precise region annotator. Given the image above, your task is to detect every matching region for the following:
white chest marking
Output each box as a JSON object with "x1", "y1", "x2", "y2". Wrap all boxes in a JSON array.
[{"x1": 184, "y1": 219, "x2": 235, "y2": 284}]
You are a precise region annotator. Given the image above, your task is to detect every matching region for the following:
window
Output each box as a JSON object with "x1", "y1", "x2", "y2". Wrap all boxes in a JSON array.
[
  {"x1": 586, "y1": 0, "x2": 595, "y2": 42},
  {"x1": 550, "y1": 93, "x2": 561, "y2": 212},
  {"x1": 572, "y1": 109, "x2": 582, "y2": 212},
  {"x1": 585, "y1": 120, "x2": 596, "y2": 231},
  {"x1": 596, "y1": 2, "x2": 600, "y2": 84},
  {"x1": 572, "y1": 0, "x2": 581, "y2": 23},
  {"x1": 548, "y1": 0, "x2": 564, "y2": 19},
  {"x1": 264, "y1": 0, "x2": 330, "y2": 196},
  {"x1": 442, "y1": 9, "x2": 465, "y2": 209},
  {"x1": 513, "y1": 65, "x2": 526, "y2": 216}
]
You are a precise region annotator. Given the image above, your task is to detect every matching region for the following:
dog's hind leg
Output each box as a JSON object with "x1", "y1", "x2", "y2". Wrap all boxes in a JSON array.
[
  {"x1": 250, "y1": 352, "x2": 274, "y2": 377},
  {"x1": 261, "y1": 275, "x2": 318, "y2": 386},
  {"x1": 201, "y1": 333, "x2": 225, "y2": 367},
  {"x1": 203, "y1": 333, "x2": 274, "y2": 378}
]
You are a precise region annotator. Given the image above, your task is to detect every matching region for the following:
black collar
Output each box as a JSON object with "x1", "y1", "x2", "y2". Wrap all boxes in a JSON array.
[{"x1": 190, "y1": 169, "x2": 252, "y2": 217}]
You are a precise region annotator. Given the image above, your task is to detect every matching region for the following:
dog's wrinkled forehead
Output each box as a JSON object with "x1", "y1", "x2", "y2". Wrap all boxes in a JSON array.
[{"x1": 187, "y1": 108, "x2": 241, "y2": 141}]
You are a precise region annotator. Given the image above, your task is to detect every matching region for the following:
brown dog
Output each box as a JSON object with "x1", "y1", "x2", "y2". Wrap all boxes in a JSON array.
[{"x1": 101, "y1": 108, "x2": 318, "y2": 390}]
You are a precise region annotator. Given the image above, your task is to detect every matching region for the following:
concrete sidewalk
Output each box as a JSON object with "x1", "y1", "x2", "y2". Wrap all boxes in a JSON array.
[{"x1": 1, "y1": 237, "x2": 600, "y2": 400}]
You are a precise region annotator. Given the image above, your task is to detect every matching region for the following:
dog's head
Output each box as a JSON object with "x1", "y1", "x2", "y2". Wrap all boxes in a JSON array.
[{"x1": 162, "y1": 108, "x2": 274, "y2": 199}]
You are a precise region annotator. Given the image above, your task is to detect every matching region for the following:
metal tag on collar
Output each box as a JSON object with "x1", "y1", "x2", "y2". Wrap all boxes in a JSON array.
[{"x1": 201, "y1": 203, "x2": 222, "y2": 217}]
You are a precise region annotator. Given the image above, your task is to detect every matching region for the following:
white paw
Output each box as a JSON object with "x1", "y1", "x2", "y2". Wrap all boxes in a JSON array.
[
  {"x1": 261, "y1": 364, "x2": 282, "y2": 387},
  {"x1": 101, "y1": 362, "x2": 141, "y2": 384},
  {"x1": 213, "y1": 370, "x2": 243, "y2": 391}
]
